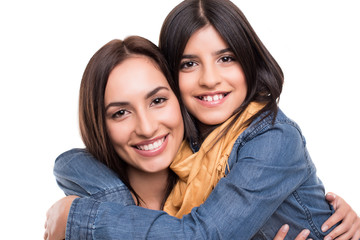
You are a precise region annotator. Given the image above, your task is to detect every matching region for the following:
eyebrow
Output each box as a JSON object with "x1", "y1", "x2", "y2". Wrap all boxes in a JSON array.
[
  {"x1": 181, "y1": 48, "x2": 233, "y2": 59},
  {"x1": 214, "y1": 48, "x2": 232, "y2": 56},
  {"x1": 105, "y1": 86, "x2": 169, "y2": 111},
  {"x1": 145, "y1": 86, "x2": 169, "y2": 99}
]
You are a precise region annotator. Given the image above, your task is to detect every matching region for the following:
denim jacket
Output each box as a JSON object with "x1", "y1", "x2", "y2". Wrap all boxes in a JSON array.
[{"x1": 54, "y1": 109, "x2": 336, "y2": 239}]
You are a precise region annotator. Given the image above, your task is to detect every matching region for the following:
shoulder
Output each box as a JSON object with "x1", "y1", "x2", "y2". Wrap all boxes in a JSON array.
[
  {"x1": 55, "y1": 148, "x2": 90, "y2": 164},
  {"x1": 55, "y1": 148, "x2": 94, "y2": 170},
  {"x1": 231, "y1": 109, "x2": 310, "y2": 166},
  {"x1": 237, "y1": 108, "x2": 304, "y2": 145},
  {"x1": 54, "y1": 148, "x2": 117, "y2": 178}
]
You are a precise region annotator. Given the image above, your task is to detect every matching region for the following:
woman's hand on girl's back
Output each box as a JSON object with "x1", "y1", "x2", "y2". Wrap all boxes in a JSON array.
[
  {"x1": 273, "y1": 224, "x2": 310, "y2": 240},
  {"x1": 322, "y1": 192, "x2": 360, "y2": 240}
]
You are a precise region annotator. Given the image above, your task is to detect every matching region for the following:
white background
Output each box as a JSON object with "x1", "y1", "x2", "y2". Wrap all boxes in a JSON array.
[{"x1": 0, "y1": 1, "x2": 359, "y2": 239}]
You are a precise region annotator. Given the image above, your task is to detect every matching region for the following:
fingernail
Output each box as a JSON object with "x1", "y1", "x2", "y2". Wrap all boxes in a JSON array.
[
  {"x1": 281, "y1": 224, "x2": 289, "y2": 232},
  {"x1": 302, "y1": 229, "x2": 310, "y2": 237},
  {"x1": 321, "y1": 225, "x2": 328, "y2": 232},
  {"x1": 326, "y1": 193, "x2": 336, "y2": 199},
  {"x1": 324, "y1": 236, "x2": 332, "y2": 240}
]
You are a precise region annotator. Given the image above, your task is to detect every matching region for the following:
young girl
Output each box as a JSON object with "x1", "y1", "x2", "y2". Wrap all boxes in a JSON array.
[{"x1": 46, "y1": 0, "x2": 360, "y2": 239}]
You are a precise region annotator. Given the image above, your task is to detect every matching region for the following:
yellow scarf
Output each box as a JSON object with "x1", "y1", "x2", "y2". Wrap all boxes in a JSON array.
[{"x1": 164, "y1": 102, "x2": 265, "y2": 218}]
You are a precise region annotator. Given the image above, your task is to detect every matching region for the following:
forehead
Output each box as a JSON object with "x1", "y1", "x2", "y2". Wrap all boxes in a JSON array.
[
  {"x1": 105, "y1": 56, "x2": 170, "y2": 101},
  {"x1": 184, "y1": 25, "x2": 229, "y2": 52},
  {"x1": 110, "y1": 56, "x2": 167, "y2": 85}
]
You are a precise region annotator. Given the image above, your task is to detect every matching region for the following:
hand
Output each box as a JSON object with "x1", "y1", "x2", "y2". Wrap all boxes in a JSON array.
[
  {"x1": 322, "y1": 192, "x2": 360, "y2": 240},
  {"x1": 44, "y1": 195, "x2": 79, "y2": 240},
  {"x1": 273, "y1": 224, "x2": 310, "y2": 240}
]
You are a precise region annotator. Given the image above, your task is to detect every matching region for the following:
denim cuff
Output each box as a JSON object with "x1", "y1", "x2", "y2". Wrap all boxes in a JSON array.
[{"x1": 66, "y1": 197, "x2": 100, "y2": 240}]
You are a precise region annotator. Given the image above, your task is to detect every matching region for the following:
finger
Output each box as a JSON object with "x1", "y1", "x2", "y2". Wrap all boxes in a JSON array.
[
  {"x1": 294, "y1": 229, "x2": 310, "y2": 240},
  {"x1": 336, "y1": 216, "x2": 360, "y2": 240},
  {"x1": 324, "y1": 214, "x2": 355, "y2": 240},
  {"x1": 322, "y1": 210, "x2": 348, "y2": 233},
  {"x1": 325, "y1": 192, "x2": 337, "y2": 204},
  {"x1": 273, "y1": 224, "x2": 289, "y2": 240},
  {"x1": 322, "y1": 197, "x2": 351, "y2": 232},
  {"x1": 335, "y1": 223, "x2": 358, "y2": 240}
]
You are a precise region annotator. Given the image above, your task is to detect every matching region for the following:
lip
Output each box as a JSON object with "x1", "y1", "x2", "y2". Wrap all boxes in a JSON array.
[
  {"x1": 194, "y1": 91, "x2": 230, "y2": 107},
  {"x1": 132, "y1": 134, "x2": 169, "y2": 157}
]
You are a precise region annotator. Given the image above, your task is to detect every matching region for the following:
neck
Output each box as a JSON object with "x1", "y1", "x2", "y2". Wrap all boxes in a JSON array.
[
  {"x1": 196, "y1": 121, "x2": 220, "y2": 144},
  {"x1": 127, "y1": 166, "x2": 169, "y2": 210}
]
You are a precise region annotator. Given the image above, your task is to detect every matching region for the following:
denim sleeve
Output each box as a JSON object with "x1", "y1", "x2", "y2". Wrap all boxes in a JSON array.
[
  {"x1": 54, "y1": 148, "x2": 134, "y2": 203},
  {"x1": 66, "y1": 123, "x2": 310, "y2": 239}
]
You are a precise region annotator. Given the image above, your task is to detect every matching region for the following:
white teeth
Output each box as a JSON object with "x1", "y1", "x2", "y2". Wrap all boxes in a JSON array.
[
  {"x1": 137, "y1": 137, "x2": 165, "y2": 151},
  {"x1": 201, "y1": 94, "x2": 225, "y2": 102}
]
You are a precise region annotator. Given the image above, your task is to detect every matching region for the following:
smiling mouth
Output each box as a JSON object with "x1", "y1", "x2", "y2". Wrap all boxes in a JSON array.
[
  {"x1": 134, "y1": 135, "x2": 167, "y2": 151},
  {"x1": 197, "y1": 93, "x2": 229, "y2": 102}
]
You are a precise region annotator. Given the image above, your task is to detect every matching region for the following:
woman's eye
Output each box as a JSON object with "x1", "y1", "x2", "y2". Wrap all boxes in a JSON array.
[
  {"x1": 151, "y1": 97, "x2": 167, "y2": 106},
  {"x1": 180, "y1": 61, "x2": 197, "y2": 69},
  {"x1": 112, "y1": 109, "x2": 128, "y2": 119}
]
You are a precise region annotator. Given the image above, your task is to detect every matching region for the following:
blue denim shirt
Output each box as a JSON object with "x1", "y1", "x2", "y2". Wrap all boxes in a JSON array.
[{"x1": 54, "y1": 109, "x2": 336, "y2": 239}]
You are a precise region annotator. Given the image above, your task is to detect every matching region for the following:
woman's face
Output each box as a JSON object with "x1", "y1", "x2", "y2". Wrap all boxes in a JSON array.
[
  {"x1": 104, "y1": 56, "x2": 184, "y2": 174},
  {"x1": 178, "y1": 25, "x2": 247, "y2": 126}
]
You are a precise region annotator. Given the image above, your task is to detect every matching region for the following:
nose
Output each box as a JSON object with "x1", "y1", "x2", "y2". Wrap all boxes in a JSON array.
[
  {"x1": 134, "y1": 111, "x2": 158, "y2": 138},
  {"x1": 198, "y1": 64, "x2": 221, "y2": 88}
]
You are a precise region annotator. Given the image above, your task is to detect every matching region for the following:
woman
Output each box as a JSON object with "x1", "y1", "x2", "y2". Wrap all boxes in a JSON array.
[
  {"x1": 44, "y1": 36, "x2": 187, "y2": 240},
  {"x1": 46, "y1": 0, "x2": 360, "y2": 239},
  {"x1": 73, "y1": 36, "x2": 185, "y2": 211}
]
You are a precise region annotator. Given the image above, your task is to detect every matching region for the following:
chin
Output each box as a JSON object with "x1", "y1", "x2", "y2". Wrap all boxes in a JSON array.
[
  {"x1": 201, "y1": 117, "x2": 229, "y2": 126},
  {"x1": 145, "y1": 162, "x2": 171, "y2": 173}
]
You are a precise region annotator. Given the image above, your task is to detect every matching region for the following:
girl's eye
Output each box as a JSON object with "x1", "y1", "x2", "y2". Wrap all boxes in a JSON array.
[
  {"x1": 111, "y1": 109, "x2": 129, "y2": 119},
  {"x1": 150, "y1": 97, "x2": 167, "y2": 107},
  {"x1": 219, "y1": 56, "x2": 235, "y2": 63},
  {"x1": 180, "y1": 61, "x2": 198, "y2": 69}
]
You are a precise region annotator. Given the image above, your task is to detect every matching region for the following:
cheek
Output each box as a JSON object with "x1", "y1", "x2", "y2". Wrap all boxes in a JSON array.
[
  {"x1": 229, "y1": 69, "x2": 247, "y2": 95},
  {"x1": 179, "y1": 81, "x2": 193, "y2": 111},
  {"x1": 237, "y1": 79, "x2": 247, "y2": 96},
  {"x1": 106, "y1": 121, "x2": 129, "y2": 148},
  {"x1": 174, "y1": 108, "x2": 185, "y2": 136},
  {"x1": 178, "y1": 73, "x2": 194, "y2": 97},
  {"x1": 163, "y1": 101, "x2": 184, "y2": 136},
  {"x1": 240, "y1": 80, "x2": 247, "y2": 99}
]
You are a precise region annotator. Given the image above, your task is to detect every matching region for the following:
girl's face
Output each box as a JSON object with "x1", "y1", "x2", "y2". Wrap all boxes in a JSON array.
[
  {"x1": 179, "y1": 25, "x2": 247, "y2": 126},
  {"x1": 104, "y1": 56, "x2": 184, "y2": 174}
]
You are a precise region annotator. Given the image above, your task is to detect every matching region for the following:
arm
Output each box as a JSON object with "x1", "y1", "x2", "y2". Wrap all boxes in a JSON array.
[
  {"x1": 54, "y1": 148, "x2": 134, "y2": 204},
  {"x1": 54, "y1": 195, "x2": 359, "y2": 240},
  {"x1": 50, "y1": 133, "x2": 359, "y2": 239},
  {"x1": 44, "y1": 198, "x2": 312, "y2": 240},
  {"x1": 44, "y1": 196, "x2": 79, "y2": 240},
  {"x1": 63, "y1": 123, "x2": 311, "y2": 239}
]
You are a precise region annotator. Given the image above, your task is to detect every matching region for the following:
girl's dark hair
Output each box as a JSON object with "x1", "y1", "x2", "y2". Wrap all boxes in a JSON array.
[
  {"x1": 79, "y1": 36, "x2": 181, "y2": 209},
  {"x1": 159, "y1": 0, "x2": 284, "y2": 142}
]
